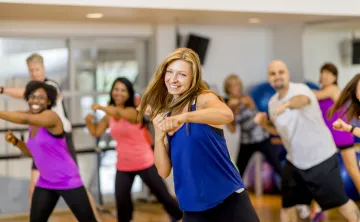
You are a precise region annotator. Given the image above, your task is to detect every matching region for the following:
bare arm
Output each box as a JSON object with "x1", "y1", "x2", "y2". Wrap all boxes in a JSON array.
[
  {"x1": 154, "y1": 136, "x2": 172, "y2": 178},
  {"x1": 312, "y1": 85, "x2": 339, "y2": 101},
  {"x1": 262, "y1": 120, "x2": 279, "y2": 136},
  {"x1": 185, "y1": 93, "x2": 234, "y2": 126},
  {"x1": 254, "y1": 112, "x2": 279, "y2": 136},
  {"x1": 0, "y1": 110, "x2": 58, "y2": 128},
  {"x1": 152, "y1": 113, "x2": 172, "y2": 178},
  {"x1": 15, "y1": 140, "x2": 32, "y2": 157},
  {"x1": 2, "y1": 88, "x2": 25, "y2": 99},
  {"x1": 85, "y1": 115, "x2": 109, "y2": 137},
  {"x1": 5, "y1": 131, "x2": 32, "y2": 157},
  {"x1": 97, "y1": 105, "x2": 138, "y2": 123}
]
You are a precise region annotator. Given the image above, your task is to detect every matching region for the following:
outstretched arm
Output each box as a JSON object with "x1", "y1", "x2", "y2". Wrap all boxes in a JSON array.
[
  {"x1": 0, "y1": 110, "x2": 58, "y2": 128},
  {"x1": 254, "y1": 112, "x2": 279, "y2": 136},
  {"x1": 85, "y1": 114, "x2": 109, "y2": 137},
  {"x1": 286, "y1": 95, "x2": 311, "y2": 109},
  {"x1": 1, "y1": 87, "x2": 25, "y2": 99},
  {"x1": 274, "y1": 95, "x2": 311, "y2": 116},
  {"x1": 312, "y1": 85, "x2": 338, "y2": 101},
  {"x1": 92, "y1": 104, "x2": 138, "y2": 123}
]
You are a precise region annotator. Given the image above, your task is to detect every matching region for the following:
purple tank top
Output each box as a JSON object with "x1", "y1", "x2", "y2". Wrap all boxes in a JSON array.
[
  {"x1": 318, "y1": 98, "x2": 354, "y2": 147},
  {"x1": 26, "y1": 126, "x2": 83, "y2": 190}
]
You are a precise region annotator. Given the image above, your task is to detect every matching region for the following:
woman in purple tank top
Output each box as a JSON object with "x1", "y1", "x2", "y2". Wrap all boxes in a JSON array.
[
  {"x1": 1, "y1": 81, "x2": 97, "y2": 222},
  {"x1": 311, "y1": 63, "x2": 360, "y2": 221}
]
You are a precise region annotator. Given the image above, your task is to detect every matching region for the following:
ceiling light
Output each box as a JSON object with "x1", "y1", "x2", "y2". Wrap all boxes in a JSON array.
[
  {"x1": 248, "y1": 18, "x2": 261, "y2": 24},
  {"x1": 86, "y1": 13, "x2": 103, "y2": 19}
]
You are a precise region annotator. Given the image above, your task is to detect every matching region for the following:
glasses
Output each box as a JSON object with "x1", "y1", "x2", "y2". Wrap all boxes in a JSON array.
[{"x1": 29, "y1": 94, "x2": 47, "y2": 101}]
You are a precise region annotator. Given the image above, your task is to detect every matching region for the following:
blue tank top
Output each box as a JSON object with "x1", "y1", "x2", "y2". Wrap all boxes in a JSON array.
[{"x1": 167, "y1": 100, "x2": 244, "y2": 212}]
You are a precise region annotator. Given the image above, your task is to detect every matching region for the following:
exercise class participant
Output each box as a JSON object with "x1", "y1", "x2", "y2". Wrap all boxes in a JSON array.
[
  {"x1": 254, "y1": 60, "x2": 360, "y2": 222},
  {"x1": 223, "y1": 74, "x2": 283, "y2": 177},
  {"x1": 312, "y1": 63, "x2": 357, "y2": 221},
  {"x1": 85, "y1": 77, "x2": 183, "y2": 222},
  {"x1": 3, "y1": 80, "x2": 97, "y2": 222},
  {"x1": 137, "y1": 48, "x2": 260, "y2": 222},
  {"x1": 0, "y1": 53, "x2": 101, "y2": 220},
  {"x1": 328, "y1": 73, "x2": 360, "y2": 192}
]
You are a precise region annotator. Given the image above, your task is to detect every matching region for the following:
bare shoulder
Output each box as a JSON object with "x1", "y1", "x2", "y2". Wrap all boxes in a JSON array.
[
  {"x1": 196, "y1": 92, "x2": 222, "y2": 108},
  {"x1": 41, "y1": 109, "x2": 57, "y2": 117}
]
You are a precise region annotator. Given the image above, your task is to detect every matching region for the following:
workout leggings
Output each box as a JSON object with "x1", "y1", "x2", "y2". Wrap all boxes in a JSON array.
[
  {"x1": 236, "y1": 138, "x2": 283, "y2": 177},
  {"x1": 183, "y1": 190, "x2": 260, "y2": 222},
  {"x1": 30, "y1": 186, "x2": 97, "y2": 222},
  {"x1": 115, "y1": 165, "x2": 183, "y2": 222}
]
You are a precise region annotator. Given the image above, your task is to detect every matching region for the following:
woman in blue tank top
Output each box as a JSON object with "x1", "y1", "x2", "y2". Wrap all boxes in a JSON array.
[{"x1": 138, "y1": 48, "x2": 260, "y2": 222}]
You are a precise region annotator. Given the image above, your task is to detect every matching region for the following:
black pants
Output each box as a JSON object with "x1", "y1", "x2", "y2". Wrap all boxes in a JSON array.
[
  {"x1": 282, "y1": 154, "x2": 349, "y2": 211},
  {"x1": 237, "y1": 138, "x2": 283, "y2": 176},
  {"x1": 183, "y1": 190, "x2": 260, "y2": 222},
  {"x1": 115, "y1": 165, "x2": 183, "y2": 222},
  {"x1": 30, "y1": 186, "x2": 97, "y2": 222},
  {"x1": 32, "y1": 132, "x2": 78, "y2": 169}
]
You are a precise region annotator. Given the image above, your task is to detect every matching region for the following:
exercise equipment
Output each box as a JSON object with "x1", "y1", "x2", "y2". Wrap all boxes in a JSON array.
[
  {"x1": 337, "y1": 152, "x2": 360, "y2": 200},
  {"x1": 246, "y1": 160, "x2": 276, "y2": 193},
  {"x1": 248, "y1": 80, "x2": 319, "y2": 113}
]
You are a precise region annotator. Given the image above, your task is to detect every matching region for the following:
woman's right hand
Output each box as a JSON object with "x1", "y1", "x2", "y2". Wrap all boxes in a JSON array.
[
  {"x1": 152, "y1": 113, "x2": 166, "y2": 141},
  {"x1": 333, "y1": 118, "x2": 351, "y2": 132},
  {"x1": 5, "y1": 130, "x2": 18, "y2": 146},
  {"x1": 85, "y1": 114, "x2": 95, "y2": 123}
]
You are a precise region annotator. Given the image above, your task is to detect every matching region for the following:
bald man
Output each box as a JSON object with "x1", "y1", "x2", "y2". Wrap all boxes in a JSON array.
[{"x1": 254, "y1": 60, "x2": 360, "y2": 222}]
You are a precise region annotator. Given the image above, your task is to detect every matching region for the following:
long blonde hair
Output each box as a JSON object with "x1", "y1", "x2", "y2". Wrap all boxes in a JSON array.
[{"x1": 138, "y1": 48, "x2": 217, "y2": 120}]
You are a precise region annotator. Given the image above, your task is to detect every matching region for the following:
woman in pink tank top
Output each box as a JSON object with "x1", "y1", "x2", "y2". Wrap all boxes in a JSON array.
[
  {"x1": 85, "y1": 77, "x2": 183, "y2": 222},
  {"x1": 312, "y1": 63, "x2": 360, "y2": 221},
  {"x1": 1, "y1": 80, "x2": 97, "y2": 222}
]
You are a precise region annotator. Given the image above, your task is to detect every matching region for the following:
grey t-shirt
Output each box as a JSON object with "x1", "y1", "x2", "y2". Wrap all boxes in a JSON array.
[{"x1": 268, "y1": 82, "x2": 337, "y2": 169}]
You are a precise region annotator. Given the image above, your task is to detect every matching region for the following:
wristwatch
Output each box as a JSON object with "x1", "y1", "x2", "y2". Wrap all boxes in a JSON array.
[
  {"x1": 0, "y1": 86, "x2": 3, "y2": 94},
  {"x1": 350, "y1": 125, "x2": 356, "y2": 134}
]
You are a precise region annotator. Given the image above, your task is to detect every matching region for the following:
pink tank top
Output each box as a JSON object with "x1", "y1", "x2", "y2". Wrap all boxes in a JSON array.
[{"x1": 109, "y1": 117, "x2": 154, "y2": 171}]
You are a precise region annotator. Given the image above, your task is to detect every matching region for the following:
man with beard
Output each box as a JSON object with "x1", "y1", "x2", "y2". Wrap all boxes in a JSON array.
[{"x1": 254, "y1": 60, "x2": 360, "y2": 222}]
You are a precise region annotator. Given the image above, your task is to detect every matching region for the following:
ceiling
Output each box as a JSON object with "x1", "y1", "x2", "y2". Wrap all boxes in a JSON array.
[{"x1": 0, "y1": 2, "x2": 359, "y2": 27}]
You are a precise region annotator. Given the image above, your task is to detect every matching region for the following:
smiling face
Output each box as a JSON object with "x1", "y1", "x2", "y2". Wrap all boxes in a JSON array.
[
  {"x1": 28, "y1": 88, "x2": 49, "y2": 114},
  {"x1": 111, "y1": 81, "x2": 130, "y2": 106},
  {"x1": 268, "y1": 60, "x2": 290, "y2": 91},
  {"x1": 164, "y1": 59, "x2": 193, "y2": 99}
]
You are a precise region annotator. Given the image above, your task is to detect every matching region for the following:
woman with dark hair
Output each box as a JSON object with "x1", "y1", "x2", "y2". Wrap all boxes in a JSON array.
[
  {"x1": 313, "y1": 63, "x2": 354, "y2": 150},
  {"x1": 311, "y1": 64, "x2": 358, "y2": 221},
  {"x1": 328, "y1": 73, "x2": 360, "y2": 190},
  {"x1": 85, "y1": 77, "x2": 183, "y2": 222},
  {"x1": 3, "y1": 80, "x2": 97, "y2": 222}
]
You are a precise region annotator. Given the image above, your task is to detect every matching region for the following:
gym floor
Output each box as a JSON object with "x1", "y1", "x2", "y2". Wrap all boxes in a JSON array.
[{"x1": 0, "y1": 194, "x2": 352, "y2": 222}]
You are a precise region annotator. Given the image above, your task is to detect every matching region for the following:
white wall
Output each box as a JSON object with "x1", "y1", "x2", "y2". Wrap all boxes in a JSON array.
[
  {"x1": 303, "y1": 27, "x2": 360, "y2": 89},
  {"x1": 180, "y1": 25, "x2": 274, "y2": 96},
  {"x1": 3, "y1": 0, "x2": 360, "y2": 16}
]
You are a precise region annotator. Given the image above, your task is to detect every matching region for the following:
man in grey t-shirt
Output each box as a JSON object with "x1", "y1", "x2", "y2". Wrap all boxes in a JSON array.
[{"x1": 254, "y1": 60, "x2": 359, "y2": 222}]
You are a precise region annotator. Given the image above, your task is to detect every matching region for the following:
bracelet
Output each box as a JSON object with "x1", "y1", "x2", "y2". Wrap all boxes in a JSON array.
[
  {"x1": 0, "y1": 87, "x2": 3, "y2": 94},
  {"x1": 350, "y1": 125, "x2": 356, "y2": 134}
]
